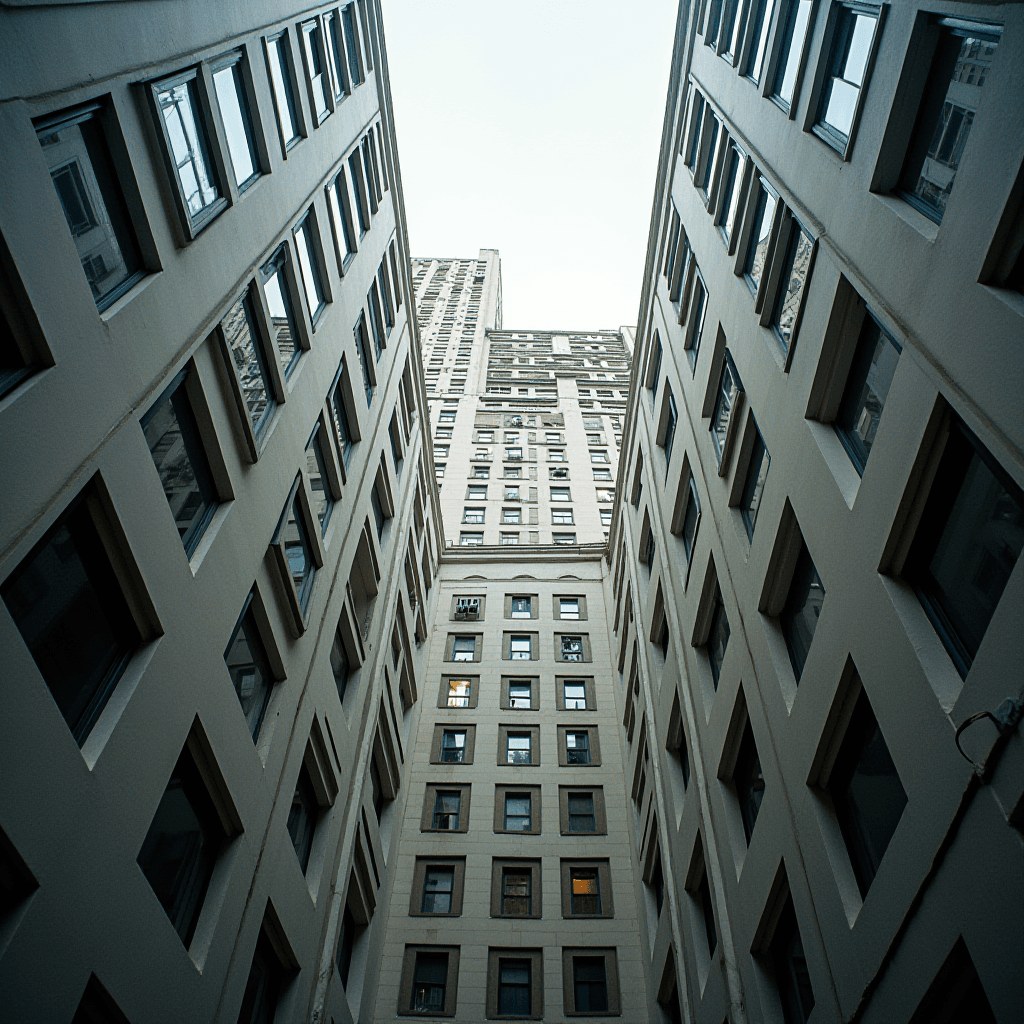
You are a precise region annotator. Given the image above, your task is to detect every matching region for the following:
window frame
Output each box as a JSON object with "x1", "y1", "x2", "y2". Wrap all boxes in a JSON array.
[
  {"x1": 264, "y1": 30, "x2": 304, "y2": 154},
  {"x1": 494, "y1": 784, "x2": 542, "y2": 835},
  {"x1": 421, "y1": 783, "x2": 471, "y2": 833},
  {"x1": 487, "y1": 948, "x2": 544, "y2": 1021},
  {"x1": 209, "y1": 49, "x2": 264, "y2": 195},
  {"x1": 561, "y1": 948, "x2": 621, "y2": 1016},
  {"x1": 270, "y1": 473, "x2": 324, "y2": 632},
  {"x1": 429, "y1": 723, "x2": 477, "y2": 765},
  {"x1": 409, "y1": 858, "x2": 467, "y2": 917},
  {"x1": 491, "y1": 859, "x2": 543, "y2": 919},
  {"x1": 558, "y1": 725, "x2": 601, "y2": 767},
  {"x1": 437, "y1": 673, "x2": 479, "y2": 709},
  {"x1": 559, "y1": 786, "x2": 608, "y2": 835},
  {"x1": 499, "y1": 723, "x2": 540, "y2": 766},
  {"x1": 293, "y1": 208, "x2": 328, "y2": 326},
  {"x1": 398, "y1": 945, "x2": 460, "y2": 1017}
]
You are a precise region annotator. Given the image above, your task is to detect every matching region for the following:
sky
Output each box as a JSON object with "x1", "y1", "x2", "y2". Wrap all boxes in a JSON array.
[{"x1": 381, "y1": 0, "x2": 679, "y2": 331}]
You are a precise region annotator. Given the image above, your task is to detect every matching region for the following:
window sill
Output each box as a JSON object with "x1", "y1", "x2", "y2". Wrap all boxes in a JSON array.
[
  {"x1": 871, "y1": 192, "x2": 939, "y2": 243},
  {"x1": 99, "y1": 269, "x2": 160, "y2": 322},
  {"x1": 809, "y1": 122, "x2": 850, "y2": 160}
]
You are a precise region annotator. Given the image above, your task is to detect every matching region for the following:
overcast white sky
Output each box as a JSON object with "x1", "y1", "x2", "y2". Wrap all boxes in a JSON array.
[{"x1": 381, "y1": 0, "x2": 679, "y2": 331}]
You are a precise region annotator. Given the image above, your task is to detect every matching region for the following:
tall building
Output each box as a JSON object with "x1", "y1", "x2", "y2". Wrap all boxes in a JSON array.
[
  {"x1": 0, "y1": 3, "x2": 446, "y2": 1022},
  {"x1": 612, "y1": 1, "x2": 1023, "y2": 1023},
  {"x1": 414, "y1": 251, "x2": 633, "y2": 548}
]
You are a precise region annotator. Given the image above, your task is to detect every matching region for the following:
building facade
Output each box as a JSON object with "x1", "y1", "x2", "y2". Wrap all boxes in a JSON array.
[
  {"x1": 611, "y1": 1, "x2": 1023, "y2": 1023},
  {"x1": 0, "y1": 2, "x2": 446, "y2": 1022}
]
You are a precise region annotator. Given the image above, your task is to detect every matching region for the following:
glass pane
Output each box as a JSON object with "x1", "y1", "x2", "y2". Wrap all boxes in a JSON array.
[
  {"x1": 780, "y1": 543, "x2": 825, "y2": 681},
  {"x1": 773, "y1": 227, "x2": 813, "y2": 351},
  {"x1": 745, "y1": 185, "x2": 777, "y2": 291},
  {"x1": 737, "y1": 722, "x2": 764, "y2": 842},
  {"x1": 505, "y1": 795, "x2": 531, "y2": 830},
  {"x1": 213, "y1": 63, "x2": 256, "y2": 186},
  {"x1": 223, "y1": 292, "x2": 273, "y2": 435},
  {"x1": 294, "y1": 220, "x2": 323, "y2": 317},
  {"x1": 144, "y1": 379, "x2": 216, "y2": 554},
  {"x1": 157, "y1": 80, "x2": 219, "y2": 217},
  {"x1": 682, "y1": 479, "x2": 700, "y2": 561},
  {"x1": 305, "y1": 431, "x2": 332, "y2": 530},
  {"x1": 262, "y1": 258, "x2": 299, "y2": 375},
  {"x1": 267, "y1": 37, "x2": 297, "y2": 142},
  {"x1": 710, "y1": 359, "x2": 740, "y2": 461},
  {"x1": 137, "y1": 753, "x2": 219, "y2": 946},
  {"x1": 282, "y1": 493, "x2": 316, "y2": 611},
  {"x1": 433, "y1": 791, "x2": 460, "y2": 829},
  {"x1": 707, "y1": 596, "x2": 730, "y2": 689},
  {"x1": 422, "y1": 869, "x2": 454, "y2": 912},
  {"x1": 38, "y1": 114, "x2": 143, "y2": 308},
  {"x1": 775, "y1": 0, "x2": 814, "y2": 106},
  {"x1": 447, "y1": 680, "x2": 471, "y2": 705},
  {"x1": 772, "y1": 901, "x2": 815, "y2": 1024},
  {"x1": 225, "y1": 605, "x2": 274, "y2": 740},
  {"x1": 303, "y1": 25, "x2": 328, "y2": 117},
  {"x1": 507, "y1": 734, "x2": 531, "y2": 763},
  {"x1": 287, "y1": 769, "x2": 317, "y2": 872},
  {"x1": 720, "y1": 149, "x2": 742, "y2": 244},
  {"x1": 329, "y1": 173, "x2": 356, "y2": 254},
  {"x1": 566, "y1": 732, "x2": 590, "y2": 763},
  {"x1": 564, "y1": 683, "x2": 587, "y2": 708},
  {"x1": 835, "y1": 314, "x2": 900, "y2": 472},
  {"x1": 740, "y1": 432, "x2": 770, "y2": 539},
  {"x1": 747, "y1": 0, "x2": 777, "y2": 81}
]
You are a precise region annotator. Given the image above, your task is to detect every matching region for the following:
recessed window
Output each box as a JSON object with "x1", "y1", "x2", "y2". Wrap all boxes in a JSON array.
[
  {"x1": 504, "y1": 791, "x2": 532, "y2": 831},
  {"x1": 305, "y1": 425, "x2": 335, "y2": 532},
  {"x1": 327, "y1": 167, "x2": 357, "y2": 260},
  {"x1": 503, "y1": 508, "x2": 521, "y2": 524},
  {"x1": 697, "y1": 115, "x2": 720, "y2": 198},
  {"x1": 432, "y1": 790, "x2": 462, "y2": 830},
  {"x1": 440, "y1": 729, "x2": 467, "y2": 763},
  {"x1": 500, "y1": 532, "x2": 519, "y2": 545},
  {"x1": 567, "y1": 791, "x2": 596, "y2": 832},
  {"x1": 679, "y1": 471, "x2": 701, "y2": 564},
  {"x1": 897, "y1": 20, "x2": 1000, "y2": 224},
  {"x1": 2, "y1": 486, "x2": 142, "y2": 745},
  {"x1": 506, "y1": 732, "x2": 532, "y2": 764},
  {"x1": 902, "y1": 416, "x2": 1023, "y2": 678},
  {"x1": 224, "y1": 592, "x2": 276, "y2": 740},
  {"x1": 445, "y1": 678, "x2": 472, "y2": 706},
  {"x1": 772, "y1": 0, "x2": 815, "y2": 112},
  {"x1": 300, "y1": 19, "x2": 330, "y2": 123},
  {"x1": 294, "y1": 212, "x2": 326, "y2": 323},
  {"x1": 771, "y1": 221, "x2": 814, "y2": 354},
  {"x1": 330, "y1": 621, "x2": 351, "y2": 703},
  {"x1": 498, "y1": 959, "x2": 532, "y2": 1016},
  {"x1": 768, "y1": 897, "x2": 815, "y2": 1024},
  {"x1": 706, "y1": 587, "x2": 730, "y2": 690},
  {"x1": 551, "y1": 487, "x2": 571, "y2": 502},
  {"x1": 341, "y1": 5, "x2": 364, "y2": 88},
  {"x1": 222, "y1": 288, "x2": 277, "y2": 443},
  {"x1": 560, "y1": 598, "x2": 580, "y2": 620},
  {"x1": 137, "y1": 744, "x2": 226, "y2": 947},
  {"x1": 474, "y1": 466, "x2": 490, "y2": 478},
  {"x1": 266, "y1": 32, "x2": 301, "y2": 150},
  {"x1": 238, "y1": 931, "x2": 286, "y2": 1024},
  {"x1": 780, "y1": 541, "x2": 825, "y2": 682},
  {"x1": 261, "y1": 247, "x2": 301, "y2": 378},
  {"x1": 563, "y1": 681, "x2": 587, "y2": 709},
  {"x1": 814, "y1": 5, "x2": 879, "y2": 152},
  {"x1": 143, "y1": 370, "x2": 219, "y2": 557},
  {"x1": 697, "y1": 867, "x2": 718, "y2": 956},
  {"x1": 565, "y1": 731, "x2": 591, "y2": 764},
  {"x1": 834, "y1": 312, "x2": 900, "y2": 474},
  {"x1": 661, "y1": 392, "x2": 677, "y2": 466},
  {"x1": 323, "y1": 9, "x2": 350, "y2": 102},
  {"x1": 743, "y1": 179, "x2": 778, "y2": 295},
  {"x1": 508, "y1": 634, "x2": 532, "y2": 660},
  {"x1": 459, "y1": 532, "x2": 483, "y2": 546},
  {"x1": 685, "y1": 271, "x2": 708, "y2": 367},
  {"x1": 463, "y1": 507, "x2": 485, "y2": 524},
  {"x1": 554, "y1": 533, "x2": 578, "y2": 545},
  {"x1": 717, "y1": 143, "x2": 745, "y2": 246},
  {"x1": 36, "y1": 102, "x2": 145, "y2": 310},
  {"x1": 561, "y1": 635, "x2": 584, "y2": 662},
  {"x1": 740, "y1": 427, "x2": 770, "y2": 539},
  {"x1": 287, "y1": 764, "x2": 319, "y2": 873},
  {"x1": 151, "y1": 70, "x2": 224, "y2": 231},
  {"x1": 508, "y1": 681, "x2": 532, "y2": 708},
  {"x1": 501, "y1": 867, "x2": 532, "y2": 916},
  {"x1": 411, "y1": 952, "x2": 448, "y2": 1014},
  {"x1": 710, "y1": 353, "x2": 743, "y2": 465},
  {"x1": 684, "y1": 94, "x2": 705, "y2": 169},
  {"x1": 829, "y1": 685, "x2": 906, "y2": 896},
  {"x1": 736, "y1": 720, "x2": 765, "y2": 843},
  {"x1": 211, "y1": 52, "x2": 260, "y2": 191},
  {"x1": 592, "y1": 468, "x2": 612, "y2": 481},
  {"x1": 272, "y1": 482, "x2": 318, "y2": 617},
  {"x1": 590, "y1": 450, "x2": 608, "y2": 464},
  {"x1": 421, "y1": 867, "x2": 455, "y2": 913},
  {"x1": 745, "y1": 0, "x2": 779, "y2": 82},
  {"x1": 571, "y1": 956, "x2": 610, "y2": 1013}
]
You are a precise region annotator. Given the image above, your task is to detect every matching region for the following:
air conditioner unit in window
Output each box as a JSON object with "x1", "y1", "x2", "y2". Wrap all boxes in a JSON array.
[
  {"x1": 552, "y1": 468, "x2": 568, "y2": 478},
  {"x1": 509, "y1": 416, "x2": 523, "y2": 427},
  {"x1": 455, "y1": 598, "x2": 480, "y2": 621}
]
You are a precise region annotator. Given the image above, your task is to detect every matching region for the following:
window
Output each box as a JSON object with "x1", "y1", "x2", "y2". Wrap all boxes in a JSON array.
[
  {"x1": 498, "y1": 959, "x2": 532, "y2": 1017},
  {"x1": 238, "y1": 931, "x2": 286, "y2": 1024},
  {"x1": 574, "y1": 958, "x2": 608, "y2": 1013},
  {"x1": 435, "y1": 445, "x2": 450, "y2": 459},
  {"x1": 706, "y1": 588, "x2": 730, "y2": 689},
  {"x1": 743, "y1": 180, "x2": 779, "y2": 296},
  {"x1": 442, "y1": 677, "x2": 473, "y2": 709},
  {"x1": 902, "y1": 416, "x2": 1022, "y2": 678},
  {"x1": 341, "y1": 4, "x2": 364, "y2": 88},
  {"x1": 294, "y1": 213, "x2": 326, "y2": 323},
  {"x1": 814, "y1": 4, "x2": 879, "y2": 152},
  {"x1": 137, "y1": 743, "x2": 225, "y2": 947},
  {"x1": 554, "y1": 533, "x2": 578, "y2": 545},
  {"x1": 662, "y1": 393, "x2": 677, "y2": 467},
  {"x1": 151, "y1": 70, "x2": 224, "y2": 232},
  {"x1": 300, "y1": 19, "x2": 330, "y2": 123},
  {"x1": 272, "y1": 480, "x2": 319, "y2": 619},
  {"x1": 510, "y1": 635, "x2": 532, "y2": 660},
  {"x1": 436, "y1": 427, "x2": 452, "y2": 439},
  {"x1": 287, "y1": 764, "x2": 318, "y2": 873},
  {"x1": 508, "y1": 680, "x2": 532, "y2": 708},
  {"x1": 563, "y1": 681, "x2": 587, "y2": 709},
  {"x1": 463, "y1": 507, "x2": 485, "y2": 524},
  {"x1": 716, "y1": 143, "x2": 744, "y2": 246},
  {"x1": 697, "y1": 866, "x2": 718, "y2": 957},
  {"x1": 828, "y1": 685, "x2": 906, "y2": 896},
  {"x1": 261, "y1": 247, "x2": 301, "y2": 378},
  {"x1": 266, "y1": 32, "x2": 301, "y2": 149},
  {"x1": 685, "y1": 272, "x2": 708, "y2": 367},
  {"x1": 590, "y1": 450, "x2": 608, "y2": 463},
  {"x1": 422, "y1": 867, "x2": 455, "y2": 913},
  {"x1": 211, "y1": 52, "x2": 260, "y2": 191},
  {"x1": 459, "y1": 532, "x2": 483, "y2": 546},
  {"x1": 322, "y1": 10, "x2": 349, "y2": 102},
  {"x1": 710, "y1": 353, "x2": 743, "y2": 466},
  {"x1": 560, "y1": 598, "x2": 580, "y2": 620},
  {"x1": 768, "y1": 897, "x2": 815, "y2": 1024},
  {"x1": 592, "y1": 468, "x2": 612, "y2": 481},
  {"x1": 772, "y1": 220, "x2": 815, "y2": 355},
  {"x1": 477, "y1": 431, "x2": 494, "y2": 442},
  {"x1": 222, "y1": 288, "x2": 277, "y2": 444},
  {"x1": 506, "y1": 732, "x2": 533, "y2": 764},
  {"x1": 327, "y1": 167, "x2": 357, "y2": 260},
  {"x1": 561, "y1": 635, "x2": 584, "y2": 662},
  {"x1": 772, "y1": 0, "x2": 815, "y2": 111},
  {"x1": 740, "y1": 427, "x2": 770, "y2": 539},
  {"x1": 500, "y1": 866, "x2": 533, "y2": 916},
  {"x1": 565, "y1": 731, "x2": 591, "y2": 764},
  {"x1": 467, "y1": 485, "x2": 487, "y2": 499},
  {"x1": 432, "y1": 791, "x2": 462, "y2": 830},
  {"x1": 368, "y1": 282, "x2": 386, "y2": 359},
  {"x1": 678, "y1": 472, "x2": 701, "y2": 565},
  {"x1": 563, "y1": 789, "x2": 601, "y2": 833},
  {"x1": 601, "y1": 509, "x2": 612, "y2": 526},
  {"x1": 370, "y1": 483, "x2": 386, "y2": 540},
  {"x1": 551, "y1": 487, "x2": 571, "y2": 502},
  {"x1": 908, "y1": 939, "x2": 997, "y2": 1024},
  {"x1": 36, "y1": 102, "x2": 146, "y2": 310},
  {"x1": 348, "y1": 151, "x2": 369, "y2": 233},
  {"x1": 697, "y1": 116, "x2": 720, "y2": 198},
  {"x1": 305, "y1": 425, "x2": 335, "y2": 532},
  {"x1": 411, "y1": 952, "x2": 448, "y2": 1014},
  {"x1": 474, "y1": 466, "x2": 490, "y2": 479},
  {"x1": 549, "y1": 449, "x2": 566, "y2": 462},
  {"x1": 897, "y1": 20, "x2": 1000, "y2": 224},
  {"x1": 563, "y1": 864, "x2": 611, "y2": 917},
  {"x1": 330, "y1": 622, "x2": 351, "y2": 703},
  {"x1": 2, "y1": 485, "x2": 143, "y2": 746},
  {"x1": 834, "y1": 312, "x2": 900, "y2": 473},
  {"x1": 745, "y1": 0, "x2": 779, "y2": 82},
  {"x1": 503, "y1": 508, "x2": 521, "y2": 524},
  {"x1": 143, "y1": 370, "x2": 219, "y2": 557},
  {"x1": 505, "y1": 486, "x2": 520, "y2": 500},
  {"x1": 224, "y1": 592, "x2": 276, "y2": 740},
  {"x1": 506, "y1": 447, "x2": 522, "y2": 460},
  {"x1": 684, "y1": 94, "x2": 705, "y2": 168},
  {"x1": 736, "y1": 720, "x2": 765, "y2": 843},
  {"x1": 780, "y1": 542, "x2": 825, "y2": 681},
  {"x1": 502, "y1": 791, "x2": 534, "y2": 831},
  {"x1": 501, "y1": 532, "x2": 519, "y2": 545}
]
